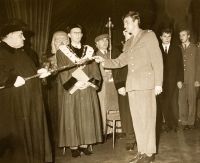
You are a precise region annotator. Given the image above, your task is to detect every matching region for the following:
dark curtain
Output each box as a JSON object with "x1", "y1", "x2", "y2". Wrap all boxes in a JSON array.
[{"x1": 4, "y1": 0, "x2": 53, "y2": 59}]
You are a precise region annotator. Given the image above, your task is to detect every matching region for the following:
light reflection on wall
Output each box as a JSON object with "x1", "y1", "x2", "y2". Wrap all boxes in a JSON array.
[{"x1": 153, "y1": 0, "x2": 200, "y2": 44}]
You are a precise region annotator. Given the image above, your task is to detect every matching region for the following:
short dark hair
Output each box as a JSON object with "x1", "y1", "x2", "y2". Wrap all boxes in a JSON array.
[
  {"x1": 161, "y1": 28, "x2": 173, "y2": 36},
  {"x1": 67, "y1": 24, "x2": 82, "y2": 34},
  {"x1": 179, "y1": 29, "x2": 190, "y2": 35},
  {"x1": 122, "y1": 11, "x2": 140, "y2": 26}
]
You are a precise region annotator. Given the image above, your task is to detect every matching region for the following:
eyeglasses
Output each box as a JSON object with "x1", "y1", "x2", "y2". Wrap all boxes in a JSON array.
[{"x1": 71, "y1": 32, "x2": 82, "y2": 35}]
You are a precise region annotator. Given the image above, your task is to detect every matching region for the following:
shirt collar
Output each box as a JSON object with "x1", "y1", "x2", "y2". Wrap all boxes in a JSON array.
[
  {"x1": 162, "y1": 43, "x2": 170, "y2": 50},
  {"x1": 100, "y1": 49, "x2": 107, "y2": 54},
  {"x1": 182, "y1": 42, "x2": 190, "y2": 48},
  {"x1": 71, "y1": 43, "x2": 81, "y2": 49},
  {"x1": 1, "y1": 41, "x2": 15, "y2": 54}
]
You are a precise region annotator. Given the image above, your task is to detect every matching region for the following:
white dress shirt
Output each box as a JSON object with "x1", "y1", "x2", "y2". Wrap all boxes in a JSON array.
[{"x1": 162, "y1": 43, "x2": 170, "y2": 53}]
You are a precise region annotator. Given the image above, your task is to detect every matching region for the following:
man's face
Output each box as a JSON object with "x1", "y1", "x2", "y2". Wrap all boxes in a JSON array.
[
  {"x1": 160, "y1": 32, "x2": 171, "y2": 44},
  {"x1": 96, "y1": 38, "x2": 109, "y2": 50},
  {"x1": 123, "y1": 16, "x2": 136, "y2": 33},
  {"x1": 179, "y1": 31, "x2": 190, "y2": 43},
  {"x1": 10, "y1": 31, "x2": 25, "y2": 48},
  {"x1": 54, "y1": 34, "x2": 69, "y2": 51},
  {"x1": 68, "y1": 28, "x2": 83, "y2": 44}
]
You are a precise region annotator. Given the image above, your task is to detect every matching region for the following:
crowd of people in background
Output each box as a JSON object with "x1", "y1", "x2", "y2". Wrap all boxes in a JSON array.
[{"x1": 0, "y1": 10, "x2": 200, "y2": 163}]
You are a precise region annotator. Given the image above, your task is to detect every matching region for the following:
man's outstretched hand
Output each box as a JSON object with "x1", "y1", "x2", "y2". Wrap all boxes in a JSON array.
[
  {"x1": 76, "y1": 56, "x2": 105, "y2": 64},
  {"x1": 91, "y1": 56, "x2": 105, "y2": 63}
]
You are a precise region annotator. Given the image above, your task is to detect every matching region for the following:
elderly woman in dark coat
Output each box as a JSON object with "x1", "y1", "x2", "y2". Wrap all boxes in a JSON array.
[{"x1": 44, "y1": 31, "x2": 69, "y2": 145}]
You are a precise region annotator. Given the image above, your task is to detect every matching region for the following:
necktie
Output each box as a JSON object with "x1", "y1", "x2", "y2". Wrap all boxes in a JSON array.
[
  {"x1": 184, "y1": 44, "x2": 187, "y2": 50},
  {"x1": 104, "y1": 51, "x2": 110, "y2": 58},
  {"x1": 164, "y1": 46, "x2": 168, "y2": 54}
]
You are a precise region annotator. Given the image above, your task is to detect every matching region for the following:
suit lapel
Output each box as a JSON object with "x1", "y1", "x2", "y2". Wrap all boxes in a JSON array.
[
  {"x1": 168, "y1": 44, "x2": 171, "y2": 55},
  {"x1": 160, "y1": 44, "x2": 165, "y2": 54},
  {"x1": 97, "y1": 50, "x2": 109, "y2": 59},
  {"x1": 130, "y1": 29, "x2": 143, "y2": 48}
]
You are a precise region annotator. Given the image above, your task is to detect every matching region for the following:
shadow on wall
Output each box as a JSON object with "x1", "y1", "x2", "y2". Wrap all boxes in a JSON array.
[{"x1": 153, "y1": 0, "x2": 199, "y2": 44}]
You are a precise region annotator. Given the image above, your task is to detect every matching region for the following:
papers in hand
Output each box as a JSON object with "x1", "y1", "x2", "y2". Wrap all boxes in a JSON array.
[
  {"x1": 69, "y1": 68, "x2": 95, "y2": 94},
  {"x1": 84, "y1": 45, "x2": 94, "y2": 59},
  {"x1": 72, "y1": 68, "x2": 89, "y2": 81}
]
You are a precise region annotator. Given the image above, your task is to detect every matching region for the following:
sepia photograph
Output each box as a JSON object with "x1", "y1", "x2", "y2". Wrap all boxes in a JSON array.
[{"x1": 0, "y1": 0, "x2": 200, "y2": 163}]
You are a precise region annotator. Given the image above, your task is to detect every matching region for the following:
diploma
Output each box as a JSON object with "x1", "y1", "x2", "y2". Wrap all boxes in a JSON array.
[{"x1": 69, "y1": 68, "x2": 95, "y2": 94}]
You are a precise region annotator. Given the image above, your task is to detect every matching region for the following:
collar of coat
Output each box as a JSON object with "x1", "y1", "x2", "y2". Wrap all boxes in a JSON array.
[{"x1": 1, "y1": 41, "x2": 15, "y2": 54}]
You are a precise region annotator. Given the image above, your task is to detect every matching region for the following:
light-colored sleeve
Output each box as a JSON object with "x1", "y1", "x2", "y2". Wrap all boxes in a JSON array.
[
  {"x1": 147, "y1": 32, "x2": 163, "y2": 86},
  {"x1": 196, "y1": 46, "x2": 200, "y2": 82},
  {"x1": 104, "y1": 52, "x2": 128, "y2": 69}
]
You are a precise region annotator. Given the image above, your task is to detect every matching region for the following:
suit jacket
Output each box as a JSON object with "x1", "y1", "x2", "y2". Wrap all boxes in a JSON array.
[
  {"x1": 111, "y1": 45, "x2": 128, "y2": 89},
  {"x1": 104, "y1": 29, "x2": 163, "y2": 91},
  {"x1": 95, "y1": 50, "x2": 111, "y2": 82},
  {"x1": 180, "y1": 43, "x2": 200, "y2": 84},
  {"x1": 160, "y1": 44, "x2": 184, "y2": 85}
]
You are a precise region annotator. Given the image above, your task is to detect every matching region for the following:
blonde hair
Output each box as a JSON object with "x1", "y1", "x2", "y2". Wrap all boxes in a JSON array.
[{"x1": 51, "y1": 31, "x2": 69, "y2": 54}]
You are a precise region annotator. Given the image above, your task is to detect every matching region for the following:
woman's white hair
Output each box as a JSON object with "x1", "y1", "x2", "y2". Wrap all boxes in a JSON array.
[{"x1": 51, "y1": 31, "x2": 69, "y2": 54}]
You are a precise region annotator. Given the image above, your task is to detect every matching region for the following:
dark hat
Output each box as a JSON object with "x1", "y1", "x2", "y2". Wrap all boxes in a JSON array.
[
  {"x1": 0, "y1": 18, "x2": 28, "y2": 38},
  {"x1": 67, "y1": 24, "x2": 82, "y2": 33},
  {"x1": 95, "y1": 34, "x2": 109, "y2": 42}
]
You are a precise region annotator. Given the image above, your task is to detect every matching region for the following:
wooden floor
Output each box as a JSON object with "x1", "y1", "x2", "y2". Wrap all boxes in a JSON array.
[{"x1": 54, "y1": 120, "x2": 200, "y2": 163}]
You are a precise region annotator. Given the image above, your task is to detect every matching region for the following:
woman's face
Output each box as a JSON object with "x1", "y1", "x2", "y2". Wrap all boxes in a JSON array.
[{"x1": 54, "y1": 34, "x2": 69, "y2": 51}]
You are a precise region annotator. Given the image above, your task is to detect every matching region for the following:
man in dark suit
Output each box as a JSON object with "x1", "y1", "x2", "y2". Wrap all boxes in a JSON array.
[
  {"x1": 112, "y1": 30, "x2": 136, "y2": 151},
  {"x1": 157, "y1": 28, "x2": 184, "y2": 133},
  {"x1": 95, "y1": 34, "x2": 120, "y2": 138}
]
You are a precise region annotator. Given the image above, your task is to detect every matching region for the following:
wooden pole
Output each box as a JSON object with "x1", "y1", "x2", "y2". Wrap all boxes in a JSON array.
[{"x1": 105, "y1": 17, "x2": 114, "y2": 59}]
